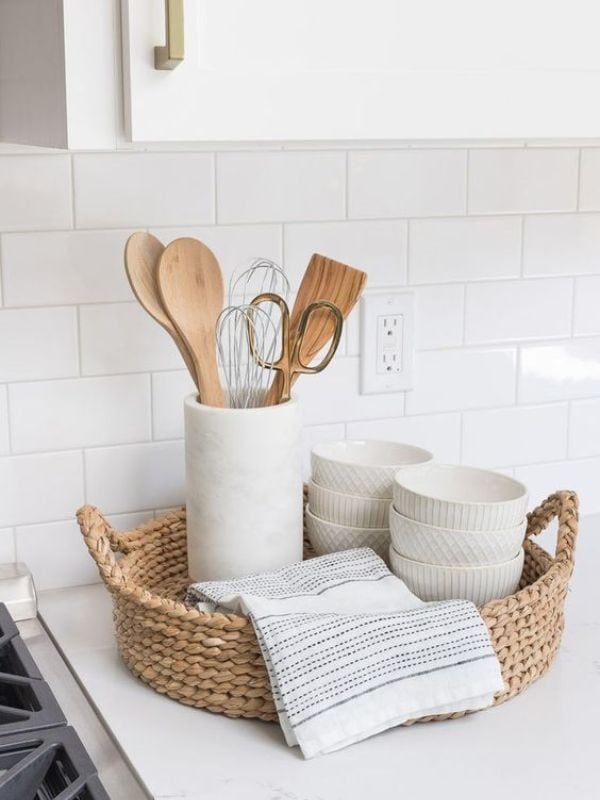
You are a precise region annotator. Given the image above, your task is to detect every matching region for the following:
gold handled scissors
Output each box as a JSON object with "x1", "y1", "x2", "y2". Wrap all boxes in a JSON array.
[{"x1": 249, "y1": 292, "x2": 343, "y2": 404}]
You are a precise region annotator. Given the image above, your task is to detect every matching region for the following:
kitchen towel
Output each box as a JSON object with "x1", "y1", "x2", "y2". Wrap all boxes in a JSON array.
[{"x1": 186, "y1": 548, "x2": 504, "y2": 758}]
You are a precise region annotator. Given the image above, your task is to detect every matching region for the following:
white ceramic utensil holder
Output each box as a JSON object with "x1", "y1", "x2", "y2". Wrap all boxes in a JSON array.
[{"x1": 184, "y1": 394, "x2": 303, "y2": 581}]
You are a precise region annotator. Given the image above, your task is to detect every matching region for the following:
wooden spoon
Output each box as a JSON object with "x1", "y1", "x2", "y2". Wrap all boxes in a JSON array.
[
  {"x1": 158, "y1": 237, "x2": 225, "y2": 408},
  {"x1": 124, "y1": 232, "x2": 199, "y2": 391},
  {"x1": 266, "y1": 253, "x2": 367, "y2": 405}
]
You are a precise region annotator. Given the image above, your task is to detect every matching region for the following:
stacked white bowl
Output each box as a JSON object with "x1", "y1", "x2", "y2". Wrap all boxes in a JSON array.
[
  {"x1": 389, "y1": 464, "x2": 529, "y2": 605},
  {"x1": 306, "y1": 441, "x2": 433, "y2": 563}
]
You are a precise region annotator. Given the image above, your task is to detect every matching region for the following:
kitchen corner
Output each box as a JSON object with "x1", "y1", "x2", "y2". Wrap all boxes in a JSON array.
[{"x1": 2, "y1": 2, "x2": 600, "y2": 798}]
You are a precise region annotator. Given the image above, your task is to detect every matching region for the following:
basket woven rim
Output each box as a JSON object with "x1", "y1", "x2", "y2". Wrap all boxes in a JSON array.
[{"x1": 77, "y1": 489, "x2": 578, "y2": 624}]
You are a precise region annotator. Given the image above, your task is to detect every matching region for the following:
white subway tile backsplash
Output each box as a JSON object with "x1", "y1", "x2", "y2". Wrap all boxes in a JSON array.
[
  {"x1": 80, "y1": 303, "x2": 182, "y2": 375},
  {"x1": 408, "y1": 217, "x2": 521, "y2": 284},
  {"x1": 283, "y1": 221, "x2": 407, "y2": 288},
  {"x1": 523, "y1": 214, "x2": 600, "y2": 276},
  {"x1": 515, "y1": 458, "x2": 600, "y2": 515},
  {"x1": 414, "y1": 285, "x2": 464, "y2": 350},
  {"x1": 1, "y1": 230, "x2": 134, "y2": 306},
  {"x1": 217, "y1": 151, "x2": 345, "y2": 223},
  {"x1": 0, "y1": 387, "x2": 8, "y2": 455},
  {"x1": 464, "y1": 279, "x2": 572, "y2": 343},
  {"x1": 151, "y1": 370, "x2": 195, "y2": 440},
  {"x1": 16, "y1": 520, "x2": 100, "y2": 590},
  {"x1": 0, "y1": 308, "x2": 78, "y2": 382},
  {"x1": 0, "y1": 156, "x2": 71, "y2": 231},
  {"x1": 0, "y1": 451, "x2": 84, "y2": 527},
  {"x1": 346, "y1": 413, "x2": 461, "y2": 464},
  {"x1": 0, "y1": 529, "x2": 15, "y2": 562},
  {"x1": 468, "y1": 149, "x2": 579, "y2": 214},
  {"x1": 348, "y1": 149, "x2": 466, "y2": 219},
  {"x1": 9, "y1": 375, "x2": 151, "y2": 454},
  {"x1": 85, "y1": 441, "x2": 184, "y2": 513},
  {"x1": 573, "y1": 277, "x2": 600, "y2": 336},
  {"x1": 519, "y1": 337, "x2": 600, "y2": 403},
  {"x1": 73, "y1": 153, "x2": 214, "y2": 228},
  {"x1": 462, "y1": 404, "x2": 569, "y2": 468},
  {"x1": 150, "y1": 224, "x2": 282, "y2": 284},
  {"x1": 2, "y1": 142, "x2": 600, "y2": 591},
  {"x1": 294, "y1": 357, "x2": 404, "y2": 426},
  {"x1": 301, "y1": 424, "x2": 346, "y2": 479},
  {"x1": 569, "y1": 399, "x2": 600, "y2": 459},
  {"x1": 406, "y1": 347, "x2": 517, "y2": 414},
  {"x1": 579, "y1": 149, "x2": 600, "y2": 211}
]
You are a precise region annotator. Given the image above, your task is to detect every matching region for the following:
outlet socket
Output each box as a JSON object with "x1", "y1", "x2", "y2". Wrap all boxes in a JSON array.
[{"x1": 360, "y1": 291, "x2": 415, "y2": 394}]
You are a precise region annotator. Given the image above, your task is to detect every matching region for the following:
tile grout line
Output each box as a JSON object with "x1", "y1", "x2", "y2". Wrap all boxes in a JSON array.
[
  {"x1": 569, "y1": 276, "x2": 577, "y2": 337},
  {"x1": 3, "y1": 208, "x2": 600, "y2": 237},
  {"x1": 519, "y1": 215, "x2": 525, "y2": 277},
  {"x1": 1, "y1": 273, "x2": 598, "y2": 314},
  {"x1": 69, "y1": 154, "x2": 77, "y2": 229}
]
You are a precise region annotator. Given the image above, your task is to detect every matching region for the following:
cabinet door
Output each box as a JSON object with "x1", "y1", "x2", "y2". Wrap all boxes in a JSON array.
[{"x1": 123, "y1": 0, "x2": 600, "y2": 142}]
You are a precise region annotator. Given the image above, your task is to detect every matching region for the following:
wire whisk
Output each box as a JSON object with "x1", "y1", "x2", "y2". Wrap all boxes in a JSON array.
[
  {"x1": 229, "y1": 258, "x2": 290, "y2": 306},
  {"x1": 216, "y1": 303, "x2": 280, "y2": 409}
]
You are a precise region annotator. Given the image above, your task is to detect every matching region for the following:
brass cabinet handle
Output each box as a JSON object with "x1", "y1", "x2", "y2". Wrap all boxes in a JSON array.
[{"x1": 154, "y1": 0, "x2": 184, "y2": 70}]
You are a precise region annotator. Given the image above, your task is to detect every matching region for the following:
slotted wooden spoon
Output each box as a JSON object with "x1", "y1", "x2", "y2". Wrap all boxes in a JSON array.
[
  {"x1": 124, "y1": 232, "x2": 199, "y2": 391},
  {"x1": 158, "y1": 237, "x2": 225, "y2": 408},
  {"x1": 266, "y1": 253, "x2": 367, "y2": 404}
]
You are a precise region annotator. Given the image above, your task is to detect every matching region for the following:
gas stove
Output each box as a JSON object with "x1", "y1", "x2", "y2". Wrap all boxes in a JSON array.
[{"x1": 0, "y1": 604, "x2": 109, "y2": 799}]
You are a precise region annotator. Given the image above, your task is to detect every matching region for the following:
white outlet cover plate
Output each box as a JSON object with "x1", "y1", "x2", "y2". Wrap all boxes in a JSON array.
[{"x1": 360, "y1": 290, "x2": 415, "y2": 394}]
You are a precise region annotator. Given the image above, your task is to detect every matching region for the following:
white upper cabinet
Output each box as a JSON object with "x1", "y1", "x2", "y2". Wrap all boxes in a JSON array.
[
  {"x1": 2, "y1": 0, "x2": 600, "y2": 148},
  {"x1": 0, "y1": 0, "x2": 118, "y2": 149}
]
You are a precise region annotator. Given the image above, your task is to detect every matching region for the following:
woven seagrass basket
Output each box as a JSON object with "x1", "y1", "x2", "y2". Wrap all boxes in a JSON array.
[{"x1": 77, "y1": 489, "x2": 578, "y2": 723}]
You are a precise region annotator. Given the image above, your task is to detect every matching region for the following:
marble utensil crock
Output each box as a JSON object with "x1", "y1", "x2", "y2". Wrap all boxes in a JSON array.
[{"x1": 184, "y1": 394, "x2": 303, "y2": 581}]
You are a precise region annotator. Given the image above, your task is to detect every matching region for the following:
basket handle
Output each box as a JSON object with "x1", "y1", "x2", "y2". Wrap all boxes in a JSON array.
[
  {"x1": 525, "y1": 490, "x2": 579, "y2": 568},
  {"x1": 77, "y1": 505, "x2": 128, "y2": 591}
]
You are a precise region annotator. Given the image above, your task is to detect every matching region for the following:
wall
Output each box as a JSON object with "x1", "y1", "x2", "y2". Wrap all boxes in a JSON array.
[{"x1": 1, "y1": 140, "x2": 600, "y2": 590}]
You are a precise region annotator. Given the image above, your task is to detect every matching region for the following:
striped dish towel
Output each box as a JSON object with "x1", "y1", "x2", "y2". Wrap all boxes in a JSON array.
[{"x1": 186, "y1": 548, "x2": 504, "y2": 759}]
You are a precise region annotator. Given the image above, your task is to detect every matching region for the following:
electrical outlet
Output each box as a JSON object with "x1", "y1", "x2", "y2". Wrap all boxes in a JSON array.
[{"x1": 360, "y1": 291, "x2": 415, "y2": 394}]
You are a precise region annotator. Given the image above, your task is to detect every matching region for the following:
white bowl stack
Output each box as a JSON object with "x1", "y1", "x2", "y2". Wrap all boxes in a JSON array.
[
  {"x1": 389, "y1": 464, "x2": 529, "y2": 605},
  {"x1": 306, "y1": 441, "x2": 434, "y2": 563}
]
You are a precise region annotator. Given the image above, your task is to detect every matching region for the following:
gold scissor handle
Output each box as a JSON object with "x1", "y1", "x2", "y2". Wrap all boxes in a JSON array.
[
  {"x1": 291, "y1": 301, "x2": 344, "y2": 377},
  {"x1": 247, "y1": 291, "x2": 290, "y2": 366}
]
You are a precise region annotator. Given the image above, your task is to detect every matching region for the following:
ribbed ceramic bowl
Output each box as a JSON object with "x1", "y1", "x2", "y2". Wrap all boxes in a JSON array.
[
  {"x1": 308, "y1": 480, "x2": 391, "y2": 528},
  {"x1": 389, "y1": 506, "x2": 526, "y2": 567},
  {"x1": 305, "y1": 506, "x2": 391, "y2": 562},
  {"x1": 311, "y1": 440, "x2": 433, "y2": 499},
  {"x1": 393, "y1": 464, "x2": 528, "y2": 531},
  {"x1": 389, "y1": 545, "x2": 524, "y2": 605}
]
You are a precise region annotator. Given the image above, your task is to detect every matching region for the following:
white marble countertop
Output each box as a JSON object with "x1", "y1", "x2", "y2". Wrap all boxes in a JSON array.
[{"x1": 38, "y1": 515, "x2": 600, "y2": 800}]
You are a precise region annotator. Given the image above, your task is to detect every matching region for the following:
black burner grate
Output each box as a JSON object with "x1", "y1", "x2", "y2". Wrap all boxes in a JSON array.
[
  {"x1": 0, "y1": 606, "x2": 65, "y2": 736},
  {"x1": 0, "y1": 604, "x2": 110, "y2": 799},
  {"x1": 0, "y1": 726, "x2": 110, "y2": 799}
]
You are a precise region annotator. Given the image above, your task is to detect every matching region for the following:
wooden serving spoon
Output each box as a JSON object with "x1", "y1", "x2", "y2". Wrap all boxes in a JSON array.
[
  {"x1": 266, "y1": 253, "x2": 367, "y2": 405},
  {"x1": 158, "y1": 237, "x2": 225, "y2": 408},
  {"x1": 124, "y1": 232, "x2": 200, "y2": 391}
]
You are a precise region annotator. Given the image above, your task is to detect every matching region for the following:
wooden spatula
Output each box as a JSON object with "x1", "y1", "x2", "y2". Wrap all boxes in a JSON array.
[
  {"x1": 158, "y1": 237, "x2": 225, "y2": 408},
  {"x1": 124, "y1": 232, "x2": 199, "y2": 391},
  {"x1": 266, "y1": 253, "x2": 367, "y2": 404}
]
